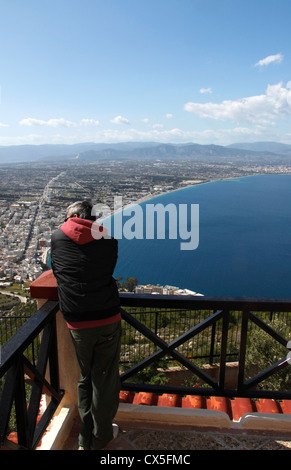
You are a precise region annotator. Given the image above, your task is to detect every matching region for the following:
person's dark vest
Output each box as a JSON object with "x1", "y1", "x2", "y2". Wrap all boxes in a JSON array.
[{"x1": 51, "y1": 218, "x2": 120, "y2": 323}]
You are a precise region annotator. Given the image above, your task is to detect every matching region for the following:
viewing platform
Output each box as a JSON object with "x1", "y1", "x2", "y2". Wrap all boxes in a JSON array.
[{"x1": 1, "y1": 269, "x2": 291, "y2": 451}]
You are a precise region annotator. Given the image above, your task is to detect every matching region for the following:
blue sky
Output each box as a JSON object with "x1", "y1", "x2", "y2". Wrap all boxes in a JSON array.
[{"x1": 0, "y1": 0, "x2": 291, "y2": 146}]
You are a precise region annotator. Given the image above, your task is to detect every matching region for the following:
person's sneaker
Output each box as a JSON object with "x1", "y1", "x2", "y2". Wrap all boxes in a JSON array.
[
  {"x1": 100, "y1": 424, "x2": 120, "y2": 449},
  {"x1": 112, "y1": 423, "x2": 119, "y2": 440}
]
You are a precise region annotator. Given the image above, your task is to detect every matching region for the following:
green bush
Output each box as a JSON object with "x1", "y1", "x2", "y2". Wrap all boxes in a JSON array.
[
  {"x1": 245, "y1": 318, "x2": 291, "y2": 391},
  {"x1": 122, "y1": 356, "x2": 170, "y2": 386}
]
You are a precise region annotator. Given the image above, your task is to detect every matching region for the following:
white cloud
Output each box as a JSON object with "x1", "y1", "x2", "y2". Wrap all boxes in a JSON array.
[
  {"x1": 110, "y1": 115, "x2": 131, "y2": 125},
  {"x1": 0, "y1": 122, "x2": 8, "y2": 127},
  {"x1": 19, "y1": 118, "x2": 45, "y2": 126},
  {"x1": 184, "y1": 82, "x2": 291, "y2": 124},
  {"x1": 166, "y1": 113, "x2": 173, "y2": 119},
  {"x1": 20, "y1": 117, "x2": 77, "y2": 127},
  {"x1": 200, "y1": 88, "x2": 213, "y2": 94},
  {"x1": 19, "y1": 117, "x2": 102, "y2": 128},
  {"x1": 255, "y1": 53, "x2": 283, "y2": 67},
  {"x1": 80, "y1": 119, "x2": 100, "y2": 126}
]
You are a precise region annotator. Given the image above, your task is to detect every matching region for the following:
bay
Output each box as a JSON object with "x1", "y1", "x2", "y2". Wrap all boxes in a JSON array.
[{"x1": 113, "y1": 174, "x2": 291, "y2": 298}]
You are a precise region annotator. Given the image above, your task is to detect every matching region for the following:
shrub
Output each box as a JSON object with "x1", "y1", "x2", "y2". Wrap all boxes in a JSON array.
[{"x1": 245, "y1": 318, "x2": 291, "y2": 391}]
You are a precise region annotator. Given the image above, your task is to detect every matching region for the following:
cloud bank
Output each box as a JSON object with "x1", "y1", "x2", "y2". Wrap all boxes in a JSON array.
[
  {"x1": 184, "y1": 82, "x2": 291, "y2": 124},
  {"x1": 9, "y1": 80, "x2": 291, "y2": 147}
]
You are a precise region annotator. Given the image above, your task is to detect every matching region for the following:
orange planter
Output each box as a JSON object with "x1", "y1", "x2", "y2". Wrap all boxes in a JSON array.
[
  {"x1": 182, "y1": 395, "x2": 206, "y2": 409},
  {"x1": 255, "y1": 399, "x2": 281, "y2": 413},
  {"x1": 132, "y1": 392, "x2": 158, "y2": 406},
  {"x1": 206, "y1": 396, "x2": 232, "y2": 419},
  {"x1": 119, "y1": 390, "x2": 135, "y2": 403},
  {"x1": 280, "y1": 400, "x2": 291, "y2": 414},
  {"x1": 231, "y1": 398, "x2": 255, "y2": 421},
  {"x1": 157, "y1": 394, "x2": 181, "y2": 407}
]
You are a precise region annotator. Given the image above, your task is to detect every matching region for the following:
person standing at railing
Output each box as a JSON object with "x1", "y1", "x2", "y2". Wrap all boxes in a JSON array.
[{"x1": 50, "y1": 200, "x2": 121, "y2": 450}]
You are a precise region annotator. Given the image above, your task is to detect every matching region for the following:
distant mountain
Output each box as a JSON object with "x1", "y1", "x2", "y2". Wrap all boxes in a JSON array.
[
  {"x1": 0, "y1": 141, "x2": 290, "y2": 164},
  {"x1": 228, "y1": 141, "x2": 291, "y2": 155},
  {"x1": 0, "y1": 142, "x2": 161, "y2": 164},
  {"x1": 77, "y1": 142, "x2": 287, "y2": 163}
]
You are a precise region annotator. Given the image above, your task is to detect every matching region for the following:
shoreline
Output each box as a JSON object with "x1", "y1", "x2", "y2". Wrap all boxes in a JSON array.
[
  {"x1": 109, "y1": 179, "x2": 208, "y2": 217},
  {"x1": 113, "y1": 172, "x2": 291, "y2": 213},
  {"x1": 108, "y1": 174, "x2": 258, "y2": 217},
  {"x1": 99, "y1": 172, "x2": 284, "y2": 224}
]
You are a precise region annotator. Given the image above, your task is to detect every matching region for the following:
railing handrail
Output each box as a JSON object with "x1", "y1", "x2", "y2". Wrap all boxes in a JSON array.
[
  {"x1": 0, "y1": 300, "x2": 59, "y2": 377},
  {"x1": 119, "y1": 292, "x2": 291, "y2": 312},
  {"x1": 0, "y1": 300, "x2": 62, "y2": 450}
]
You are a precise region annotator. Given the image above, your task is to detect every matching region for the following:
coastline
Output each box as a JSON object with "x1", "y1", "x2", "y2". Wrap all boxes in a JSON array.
[
  {"x1": 109, "y1": 179, "x2": 207, "y2": 217},
  {"x1": 119, "y1": 172, "x2": 286, "y2": 212},
  {"x1": 109, "y1": 174, "x2": 257, "y2": 217}
]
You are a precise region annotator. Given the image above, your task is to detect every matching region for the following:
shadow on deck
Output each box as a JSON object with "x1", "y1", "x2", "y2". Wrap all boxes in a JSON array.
[{"x1": 62, "y1": 414, "x2": 291, "y2": 451}]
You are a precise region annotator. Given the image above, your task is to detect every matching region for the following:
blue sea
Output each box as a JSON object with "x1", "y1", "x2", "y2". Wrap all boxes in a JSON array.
[{"x1": 112, "y1": 174, "x2": 291, "y2": 298}]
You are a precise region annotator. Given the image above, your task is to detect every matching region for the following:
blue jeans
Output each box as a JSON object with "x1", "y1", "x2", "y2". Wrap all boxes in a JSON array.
[{"x1": 69, "y1": 321, "x2": 121, "y2": 449}]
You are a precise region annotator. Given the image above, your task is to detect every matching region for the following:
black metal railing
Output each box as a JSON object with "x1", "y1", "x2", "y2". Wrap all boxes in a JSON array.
[
  {"x1": 0, "y1": 300, "x2": 62, "y2": 450},
  {"x1": 0, "y1": 310, "x2": 39, "y2": 367},
  {"x1": 119, "y1": 293, "x2": 291, "y2": 400},
  {"x1": 1, "y1": 293, "x2": 291, "y2": 450},
  {"x1": 119, "y1": 305, "x2": 291, "y2": 366}
]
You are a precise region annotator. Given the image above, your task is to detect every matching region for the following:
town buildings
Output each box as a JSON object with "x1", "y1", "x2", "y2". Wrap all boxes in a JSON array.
[{"x1": 0, "y1": 158, "x2": 290, "y2": 284}]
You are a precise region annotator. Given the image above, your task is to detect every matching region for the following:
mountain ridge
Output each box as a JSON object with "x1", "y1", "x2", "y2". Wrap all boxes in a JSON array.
[{"x1": 0, "y1": 141, "x2": 290, "y2": 164}]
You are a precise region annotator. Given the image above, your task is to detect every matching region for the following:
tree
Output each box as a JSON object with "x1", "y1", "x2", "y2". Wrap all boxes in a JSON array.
[{"x1": 117, "y1": 277, "x2": 138, "y2": 292}]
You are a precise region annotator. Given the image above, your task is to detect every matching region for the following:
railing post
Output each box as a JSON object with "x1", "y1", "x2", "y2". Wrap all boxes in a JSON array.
[
  {"x1": 209, "y1": 319, "x2": 216, "y2": 365},
  {"x1": 30, "y1": 271, "x2": 80, "y2": 409},
  {"x1": 237, "y1": 310, "x2": 249, "y2": 392},
  {"x1": 218, "y1": 310, "x2": 229, "y2": 391},
  {"x1": 47, "y1": 315, "x2": 60, "y2": 404},
  {"x1": 14, "y1": 356, "x2": 30, "y2": 448}
]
